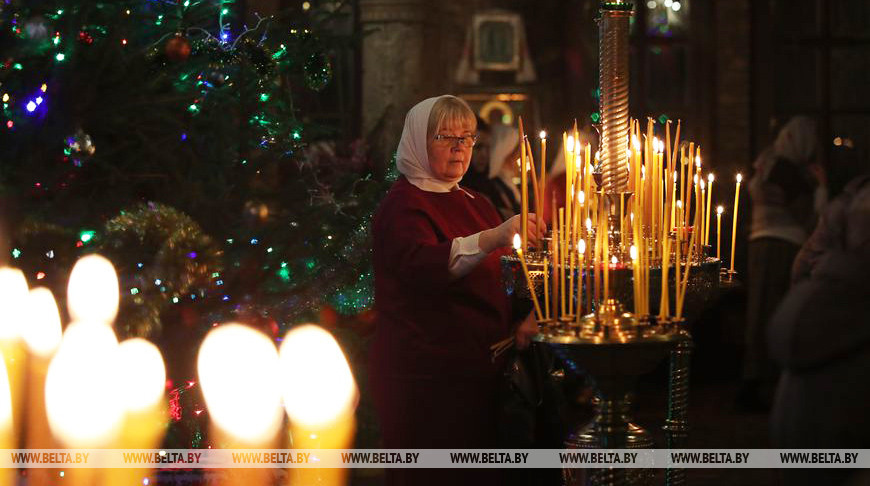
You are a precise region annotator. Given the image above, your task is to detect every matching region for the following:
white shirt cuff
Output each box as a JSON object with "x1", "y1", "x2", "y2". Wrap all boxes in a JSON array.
[{"x1": 448, "y1": 232, "x2": 489, "y2": 279}]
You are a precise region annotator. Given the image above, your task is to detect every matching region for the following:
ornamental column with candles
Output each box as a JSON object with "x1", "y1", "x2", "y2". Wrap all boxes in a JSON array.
[{"x1": 501, "y1": 0, "x2": 733, "y2": 466}]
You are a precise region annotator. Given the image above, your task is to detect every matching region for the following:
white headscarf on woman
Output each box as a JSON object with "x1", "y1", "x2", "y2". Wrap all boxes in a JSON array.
[
  {"x1": 773, "y1": 116, "x2": 817, "y2": 167},
  {"x1": 396, "y1": 95, "x2": 463, "y2": 193},
  {"x1": 488, "y1": 124, "x2": 520, "y2": 180}
]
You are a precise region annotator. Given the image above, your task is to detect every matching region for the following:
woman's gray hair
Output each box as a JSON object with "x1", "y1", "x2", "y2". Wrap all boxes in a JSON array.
[{"x1": 426, "y1": 96, "x2": 477, "y2": 139}]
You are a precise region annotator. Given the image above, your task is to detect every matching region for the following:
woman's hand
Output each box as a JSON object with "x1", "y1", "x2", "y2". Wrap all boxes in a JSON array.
[
  {"x1": 515, "y1": 311, "x2": 539, "y2": 350},
  {"x1": 479, "y1": 213, "x2": 547, "y2": 253}
]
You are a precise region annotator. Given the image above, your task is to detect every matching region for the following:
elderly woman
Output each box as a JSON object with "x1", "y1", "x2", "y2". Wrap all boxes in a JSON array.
[{"x1": 369, "y1": 95, "x2": 544, "y2": 484}]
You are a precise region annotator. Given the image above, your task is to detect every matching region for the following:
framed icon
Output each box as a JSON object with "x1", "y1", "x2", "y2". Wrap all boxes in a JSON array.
[{"x1": 473, "y1": 12, "x2": 521, "y2": 71}]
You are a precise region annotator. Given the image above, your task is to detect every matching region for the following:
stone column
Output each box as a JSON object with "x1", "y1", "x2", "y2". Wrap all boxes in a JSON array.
[{"x1": 359, "y1": 0, "x2": 458, "y2": 170}]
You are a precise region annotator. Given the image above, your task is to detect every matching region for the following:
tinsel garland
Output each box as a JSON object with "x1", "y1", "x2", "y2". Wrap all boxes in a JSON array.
[{"x1": 101, "y1": 202, "x2": 222, "y2": 337}]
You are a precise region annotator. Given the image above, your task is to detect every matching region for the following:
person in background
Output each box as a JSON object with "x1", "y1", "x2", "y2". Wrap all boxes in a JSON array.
[
  {"x1": 768, "y1": 174, "x2": 870, "y2": 486},
  {"x1": 740, "y1": 116, "x2": 827, "y2": 410},
  {"x1": 460, "y1": 116, "x2": 492, "y2": 195},
  {"x1": 481, "y1": 124, "x2": 523, "y2": 221}
]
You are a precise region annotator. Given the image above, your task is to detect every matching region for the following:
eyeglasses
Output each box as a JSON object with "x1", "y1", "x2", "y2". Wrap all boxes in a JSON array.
[{"x1": 432, "y1": 134, "x2": 478, "y2": 147}]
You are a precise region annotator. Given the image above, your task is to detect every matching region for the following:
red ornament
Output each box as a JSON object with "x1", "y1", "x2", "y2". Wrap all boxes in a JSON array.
[
  {"x1": 165, "y1": 35, "x2": 191, "y2": 62},
  {"x1": 77, "y1": 31, "x2": 93, "y2": 44}
]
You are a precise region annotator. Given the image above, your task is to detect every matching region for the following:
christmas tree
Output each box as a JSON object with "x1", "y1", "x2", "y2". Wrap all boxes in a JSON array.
[{"x1": 0, "y1": 0, "x2": 386, "y2": 448}]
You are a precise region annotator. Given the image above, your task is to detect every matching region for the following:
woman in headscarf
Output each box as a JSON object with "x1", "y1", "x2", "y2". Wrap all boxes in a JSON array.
[
  {"x1": 484, "y1": 124, "x2": 523, "y2": 221},
  {"x1": 369, "y1": 95, "x2": 545, "y2": 485},
  {"x1": 740, "y1": 116, "x2": 827, "y2": 410}
]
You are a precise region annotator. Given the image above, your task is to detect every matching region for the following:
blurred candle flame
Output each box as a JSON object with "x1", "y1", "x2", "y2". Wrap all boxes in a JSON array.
[{"x1": 67, "y1": 255, "x2": 120, "y2": 324}]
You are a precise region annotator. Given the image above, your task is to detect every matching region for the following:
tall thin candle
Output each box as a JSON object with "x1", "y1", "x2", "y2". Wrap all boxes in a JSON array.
[
  {"x1": 730, "y1": 174, "x2": 742, "y2": 272},
  {"x1": 705, "y1": 173, "x2": 714, "y2": 245},
  {"x1": 716, "y1": 206, "x2": 724, "y2": 260},
  {"x1": 519, "y1": 117, "x2": 528, "y2": 253},
  {"x1": 513, "y1": 235, "x2": 544, "y2": 321}
]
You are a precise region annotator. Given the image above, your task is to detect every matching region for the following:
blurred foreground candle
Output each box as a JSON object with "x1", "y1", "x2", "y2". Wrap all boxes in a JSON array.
[
  {"x1": 45, "y1": 321, "x2": 123, "y2": 486},
  {"x1": 67, "y1": 254, "x2": 120, "y2": 324},
  {"x1": 0, "y1": 268, "x2": 27, "y2": 444},
  {"x1": 0, "y1": 353, "x2": 12, "y2": 486},
  {"x1": 105, "y1": 338, "x2": 167, "y2": 486},
  {"x1": 198, "y1": 324, "x2": 283, "y2": 486},
  {"x1": 280, "y1": 324, "x2": 358, "y2": 486},
  {"x1": 22, "y1": 288, "x2": 63, "y2": 486}
]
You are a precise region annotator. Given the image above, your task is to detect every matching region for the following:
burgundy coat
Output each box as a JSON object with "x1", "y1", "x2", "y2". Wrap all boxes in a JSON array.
[{"x1": 369, "y1": 176, "x2": 516, "y2": 484}]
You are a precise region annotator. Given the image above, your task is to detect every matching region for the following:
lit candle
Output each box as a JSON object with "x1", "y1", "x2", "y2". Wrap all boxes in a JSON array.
[
  {"x1": 705, "y1": 173, "x2": 715, "y2": 245},
  {"x1": 730, "y1": 174, "x2": 742, "y2": 272},
  {"x1": 717, "y1": 206, "x2": 724, "y2": 261},
  {"x1": 0, "y1": 267, "x2": 27, "y2": 448},
  {"x1": 539, "y1": 131, "x2": 547, "y2": 221},
  {"x1": 559, "y1": 208, "x2": 566, "y2": 318},
  {"x1": 22, "y1": 287, "x2": 62, "y2": 475},
  {"x1": 46, "y1": 321, "x2": 124, "y2": 486},
  {"x1": 281, "y1": 324, "x2": 358, "y2": 486},
  {"x1": 513, "y1": 234, "x2": 544, "y2": 321},
  {"x1": 0, "y1": 351, "x2": 12, "y2": 486},
  {"x1": 198, "y1": 324, "x2": 283, "y2": 485},
  {"x1": 699, "y1": 179, "x2": 706, "y2": 256},
  {"x1": 519, "y1": 118, "x2": 528, "y2": 253},
  {"x1": 576, "y1": 239, "x2": 585, "y2": 323},
  {"x1": 543, "y1": 256, "x2": 550, "y2": 320},
  {"x1": 106, "y1": 338, "x2": 167, "y2": 486},
  {"x1": 67, "y1": 254, "x2": 120, "y2": 325}
]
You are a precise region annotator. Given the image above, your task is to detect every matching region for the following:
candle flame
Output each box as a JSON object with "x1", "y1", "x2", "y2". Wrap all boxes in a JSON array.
[
  {"x1": 611, "y1": 256, "x2": 618, "y2": 265},
  {"x1": 539, "y1": 130, "x2": 547, "y2": 140},
  {"x1": 118, "y1": 338, "x2": 166, "y2": 412},
  {"x1": 630, "y1": 245, "x2": 638, "y2": 260},
  {"x1": 512, "y1": 233, "x2": 522, "y2": 250},
  {"x1": 579, "y1": 191, "x2": 585, "y2": 204},
  {"x1": 677, "y1": 200, "x2": 683, "y2": 209},
  {"x1": 736, "y1": 173, "x2": 743, "y2": 183},
  {"x1": 695, "y1": 155, "x2": 701, "y2": 168},
  {"x1": 198, "y1": 323, "x2": 283, "y2": 444},
  {"x1": 708, "y1": 173, "x2": 715, "y2": 182},
  {"x1": 631, "y1": 135, "x2": 640, "y2": 150},
  {"x1": 67, "y1": 254, "x2": 120, "y2": 325},
  {"x1": 280, "y1": 324, "x2": 358, "y2": 428},
  {"x1": 578, "y1": 239, "x2": 586, "y2": 254},
  {"x1": 575, "y1": 140, "x2": 582, "y2": 154},
  {"x1": 566, "y1": 135, "x2": 575, "y2": 152},
  {"x1": 701, "y1": 180, "x2": 706, "y2": 190},
  {"x1": 585, "y1": 218, "x2": 592, "y2": 231},
  {"x1": 717, "y1": 205, "x2": 724, "y2": 214}
]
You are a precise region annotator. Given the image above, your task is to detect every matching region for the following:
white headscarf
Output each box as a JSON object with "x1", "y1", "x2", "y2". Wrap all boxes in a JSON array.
[
  {"x1": 773, "y1": 116, "x2": 817, "y2": 166},
  {"x1": 396, "y1": 95, "x2": 462, "y2": 193},
  {"x1": 488, "y1": 124, "x2": 519, "y2": 179}
]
